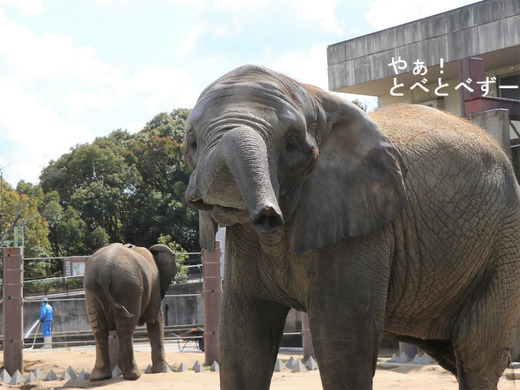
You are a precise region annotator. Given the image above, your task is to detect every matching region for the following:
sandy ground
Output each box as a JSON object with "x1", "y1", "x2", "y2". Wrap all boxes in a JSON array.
[{"x1": 1, "y1": 342, "x2": 519, "y2": 389}]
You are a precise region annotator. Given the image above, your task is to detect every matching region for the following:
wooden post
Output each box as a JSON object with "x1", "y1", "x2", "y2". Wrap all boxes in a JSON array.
[
  {"x1": 3, "y1": 247, "x2": 24, "y2": 375},
  {"x1": 202, "y1": 241, "x2": 222, "y2": 366},
  {"x1": 301, "y1": 312, "x2": 314, "y2": 361}
]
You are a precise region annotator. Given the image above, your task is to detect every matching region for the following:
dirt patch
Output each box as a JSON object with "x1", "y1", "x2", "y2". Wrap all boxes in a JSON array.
[{"x1": 1, "y1": 345, "x2": 518, "y2": 389}]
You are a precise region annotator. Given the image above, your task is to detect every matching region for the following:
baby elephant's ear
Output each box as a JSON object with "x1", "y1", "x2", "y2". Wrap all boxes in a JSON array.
[
  {"x1": 290, "y1": 88, "x2": 408, "y2": 253},
  {"x1": 149, "y1": 244, "x2": 177, "y2": 299}
]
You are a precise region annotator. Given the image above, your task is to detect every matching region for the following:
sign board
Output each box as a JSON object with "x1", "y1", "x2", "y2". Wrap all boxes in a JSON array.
[{"x1": 62, "y1": 256, "x2": 88, "y2": 277}]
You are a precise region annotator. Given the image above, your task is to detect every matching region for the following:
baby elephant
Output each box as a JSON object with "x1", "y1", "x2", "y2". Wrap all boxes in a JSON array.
[{"x1": 84, "y1": 243, "x2": 177, "y2": 380}]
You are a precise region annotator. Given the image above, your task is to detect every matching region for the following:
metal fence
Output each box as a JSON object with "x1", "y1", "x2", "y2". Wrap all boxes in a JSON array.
[
  {"x1": 1, "y1": 252, "x2": 206, "y2": 351},
  {"x1": 17, "y1": 252, "x2": 203, "y2": 297},
  {"x1": 2, "y1": 250, "x2": 305, "y2": 352},
  {"x1": 3, "y1": 289, "x2": 205, "y2": 350}
]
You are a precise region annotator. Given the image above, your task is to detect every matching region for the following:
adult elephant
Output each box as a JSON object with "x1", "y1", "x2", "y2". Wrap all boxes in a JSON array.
[
  {"x1": 84, "y1": 243, "x2": 177, "y2": 381},
  {"x1": 184, "y1": 65, "x2": 520, "y2": 390}
]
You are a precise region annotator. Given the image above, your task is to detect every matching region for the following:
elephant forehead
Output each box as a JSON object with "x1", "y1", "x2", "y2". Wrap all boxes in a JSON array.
[{"x1": 188, "y1": 82, "x2": 307, "y2": 140}]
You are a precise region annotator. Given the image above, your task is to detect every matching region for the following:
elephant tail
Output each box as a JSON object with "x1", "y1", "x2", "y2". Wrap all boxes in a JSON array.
[{"x1": 102, "y1": 283, "x2": 134, "y2": 318}]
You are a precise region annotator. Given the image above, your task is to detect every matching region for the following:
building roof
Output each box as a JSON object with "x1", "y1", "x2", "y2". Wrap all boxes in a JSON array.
[{"x1": 327, "y1": 0, "x2": 520, "y2": 96}]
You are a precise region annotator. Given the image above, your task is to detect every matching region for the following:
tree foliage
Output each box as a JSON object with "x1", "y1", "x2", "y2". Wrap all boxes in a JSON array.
[
  {"x1": 0, "y1": 178, "x2": 53, "y2": 279},
  {"x1": 0, "y1": 179, "x2": 50, "y2": 256},
  {"x1": 39, "y1": 108, "x2": 198, "y2": 257},
  {"x1": 2, "y1": 108, "x2": 197, "y2": 280}
]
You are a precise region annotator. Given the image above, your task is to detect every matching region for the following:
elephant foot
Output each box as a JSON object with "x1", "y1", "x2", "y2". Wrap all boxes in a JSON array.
[
  {"x1": 151, "y1": 362, "x2": 166, "y2": 373},
  {"x1": 122, "y1": 366, "x2": 141, "y2": 380},
  {"x1": 90, "y1": 367, "x2": 112, "y2": 381}
]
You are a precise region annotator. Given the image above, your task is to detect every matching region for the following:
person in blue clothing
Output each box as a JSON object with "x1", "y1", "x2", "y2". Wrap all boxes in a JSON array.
[{"x1": 39, "y1": 297, "x2": 53, "y2": 349}]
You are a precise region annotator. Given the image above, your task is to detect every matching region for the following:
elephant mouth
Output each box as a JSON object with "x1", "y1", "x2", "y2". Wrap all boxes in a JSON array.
[
  {"x1": 212, "y1": 204, "x2": 284, "y2": 233},
  {"x1": 211, "y1": 205, "x2": 250, "y2": 226},
  {"x1": 189, "y1": 198, "x2": 283, "y2": 232},
  {"x1": 187, "y1": 198, "x2": 214, "y2": 211},
  {"x1": 188, "y1": 198, "x2": 250, "y2": 226}
]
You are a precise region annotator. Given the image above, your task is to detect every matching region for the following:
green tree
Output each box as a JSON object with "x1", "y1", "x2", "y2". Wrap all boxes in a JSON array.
[
  {"x1": 39, "y1": 191, "x2": 63, "y2": 255},
  {"x1": 158, "y1": 234, "x2": 189, "y2": 284},
  {"x1": 56, "y1": 207, "x2": 88, "y2": 255},
  {"x1": 0, "y1": 178, "x2": 52, "y2": 278},
  {"x1": 39, "y1": 108, "x2": 199, "y2": 256},
  {"x1": 126, "y1": 109, "x2": 198, "y2": 250}
]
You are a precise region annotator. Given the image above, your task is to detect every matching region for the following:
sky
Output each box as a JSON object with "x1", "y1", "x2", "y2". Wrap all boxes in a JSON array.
[{"x1": 0, "y1": 0, "x2": 478, "y2": 186}]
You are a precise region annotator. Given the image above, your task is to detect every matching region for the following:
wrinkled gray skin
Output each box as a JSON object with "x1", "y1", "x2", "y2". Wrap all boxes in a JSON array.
[
  {"x1": 184, "y1": 65, "x2": 520, "y2": 390},
  {"x1": 84, "y1": 243, "x2": 177, "y2": 381}
]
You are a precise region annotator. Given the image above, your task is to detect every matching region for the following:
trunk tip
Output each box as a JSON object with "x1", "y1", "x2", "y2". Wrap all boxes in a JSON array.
[{"x1": 252, "y1": 206, "x2": 284, "y2": 234}]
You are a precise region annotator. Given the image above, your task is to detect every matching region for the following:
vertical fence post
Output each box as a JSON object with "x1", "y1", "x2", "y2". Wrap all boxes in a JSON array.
[
  {"x1": 3, "y1": 247, "x2": 24, "y2": 375},
  {"x1": 301, "y1": 312, "x2": 314, "y2": 361},
  {"x1": 202, "y1": 241, "x2": 222, "y2": 366}
]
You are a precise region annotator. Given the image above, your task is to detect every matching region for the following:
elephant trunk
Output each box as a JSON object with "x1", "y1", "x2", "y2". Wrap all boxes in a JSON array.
[{"x1": 188, "y1": 127, "x2": 284, "y2": 234}]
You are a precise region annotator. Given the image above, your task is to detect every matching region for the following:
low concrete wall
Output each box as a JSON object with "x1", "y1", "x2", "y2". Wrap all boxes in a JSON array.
[
  {"x1": 23, "y1": 296, "x2": 90, "y2": 335},
  {"x1": 164, "y1": 283, "x2": 204, "y2": 329},
  {"x1": 2, "y1": 282, "x2": 303, "y2": 347},
  {"x1": 0, "y1": 282, "x2": 205, "y2": 339}
]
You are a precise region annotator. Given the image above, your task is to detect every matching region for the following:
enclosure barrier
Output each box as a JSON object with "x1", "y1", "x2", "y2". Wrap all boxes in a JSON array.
[
  {"x1": 2, "y1": 247, "x2": 23, "y2": 375},
  {"x1": 19, "y1": 263, "x2": 205, "y2": 296},
  {"x1": 0, "y1": 248, "x2": 206, "y2": 373},
  {"x1": 1, "y1": 245, "x2": 317, "y2": 374},
  {"x1": 1, "y1": 327, "x2": 304, "y2": 350},
  {"x1": 202, "y1": 242, "x2": 222, "y2": 365}
]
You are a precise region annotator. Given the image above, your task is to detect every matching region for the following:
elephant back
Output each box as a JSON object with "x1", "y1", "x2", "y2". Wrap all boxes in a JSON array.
[
  {"x1": 85, "y1": 243, "x2": 157, "y2": 318},
  {"x1": 371, "y1": 104, "x2": 520, "y2": 208},
  {"x1": 371, "y1": 105, "x2": 507, "y2": 164}
]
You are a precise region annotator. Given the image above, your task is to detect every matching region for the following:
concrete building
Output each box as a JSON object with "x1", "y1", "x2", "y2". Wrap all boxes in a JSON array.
[{"x1": 327, "y1": 0, "x2": 519, "y2": 120}]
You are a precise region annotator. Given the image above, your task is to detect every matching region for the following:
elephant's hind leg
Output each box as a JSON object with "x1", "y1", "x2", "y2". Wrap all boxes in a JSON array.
[
  {"x1": 116, "y1": 327, "x2": 141, "y2": 380},
  {"x1": 452, "y1": 263, "x2": 520, "y2": 389},
  {"x1": 86, "y1": 297, "x2": 112, "y2": 381},
  {"x1": 146, "y1": 309, "x2": 166, "y2": 373}
]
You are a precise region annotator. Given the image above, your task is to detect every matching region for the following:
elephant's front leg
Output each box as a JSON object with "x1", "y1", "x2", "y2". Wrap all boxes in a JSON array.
[
  {"x1": 219, "y1": 290, "x2": 290, "y2": 390},
  {"x1": 309, "y1": 297, "x2": 383, "y2": 389},
  {"x1": 146, "y1": 308, "x2": 166, "y2": 373},
  {"x1": 309, "y1": 247, "x2": 391, "y2": 389}
]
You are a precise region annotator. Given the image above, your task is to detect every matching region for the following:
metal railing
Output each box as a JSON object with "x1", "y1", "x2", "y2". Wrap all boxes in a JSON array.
[
  {"x1": 15, "y1": 252, "x2": 204, "y2": 297},
  {"x1": 3, "y1": 324, "x2": 206, "y2": 350},
  {"x1": 10, "y1": 327, "x2": 302, "y2": 351},
  {"x1": 20, "y1": 264, "x2": 205, "y2": 297}
]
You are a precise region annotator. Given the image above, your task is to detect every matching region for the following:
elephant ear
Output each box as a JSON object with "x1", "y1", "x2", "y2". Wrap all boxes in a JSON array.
[
  {"x1": 149, "y1": 244, "x2": 177, "y2": 299},
  {"x1": 199, "y1": 210, "x2": 218, "y2": 253},
  {"x1": 290, "y1": 88, "x2": 408, "y2": 253}
]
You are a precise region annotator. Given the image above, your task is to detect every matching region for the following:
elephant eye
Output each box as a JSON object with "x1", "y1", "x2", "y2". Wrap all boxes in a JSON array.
[
  {"x1": 285, "y1": 136, "x2": 299, "y2": 153},
  {"x1": 184, "y1": 133, "x2": 199, "y2": 170},
  {"x1": 188, "y1": 134, "x2": 198, "y2": 150}
]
